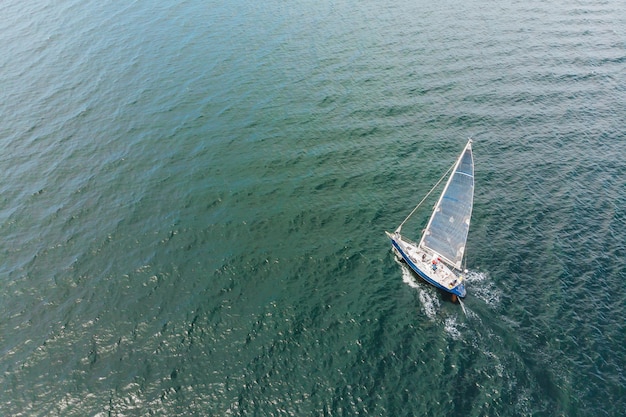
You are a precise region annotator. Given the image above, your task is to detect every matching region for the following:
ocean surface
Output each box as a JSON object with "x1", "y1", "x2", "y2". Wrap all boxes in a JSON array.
[{"x1": 1, "y1": 0, "x2": 625, "y2": 415}]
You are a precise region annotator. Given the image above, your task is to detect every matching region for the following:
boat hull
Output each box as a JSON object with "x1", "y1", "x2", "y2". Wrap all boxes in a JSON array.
[{"x1": 387, "y1": 232, "x2": 466, "y2": 298}]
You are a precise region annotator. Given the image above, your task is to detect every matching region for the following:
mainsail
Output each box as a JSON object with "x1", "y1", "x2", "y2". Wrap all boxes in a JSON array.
[{"x1": 419, "y1": 141, "x2": 474, "y2": 269}]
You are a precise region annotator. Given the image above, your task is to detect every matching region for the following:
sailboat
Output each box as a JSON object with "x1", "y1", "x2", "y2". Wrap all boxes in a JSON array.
[{"x1": 385, "y1": 139, "x2": 474, "y2": 301}]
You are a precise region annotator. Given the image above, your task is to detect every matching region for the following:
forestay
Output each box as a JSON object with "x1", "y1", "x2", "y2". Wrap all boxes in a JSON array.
[{"x1": 419, "y1": 141, "x2": 474, "y2": 269}]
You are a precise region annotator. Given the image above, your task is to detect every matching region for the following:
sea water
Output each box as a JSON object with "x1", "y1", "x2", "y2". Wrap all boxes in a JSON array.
[{"x1": 1, "y1": 0, "x2": 625, "y2": 415}]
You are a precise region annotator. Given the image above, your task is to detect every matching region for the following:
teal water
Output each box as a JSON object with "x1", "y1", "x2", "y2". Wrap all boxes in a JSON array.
[{"x1": 1, "y1": 0, "x2": 625, "y2": 415}]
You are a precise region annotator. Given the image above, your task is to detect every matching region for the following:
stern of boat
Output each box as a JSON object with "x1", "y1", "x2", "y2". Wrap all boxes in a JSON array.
[{"x1": 451, "y1": 281, "x2": 467, "y2": 298}]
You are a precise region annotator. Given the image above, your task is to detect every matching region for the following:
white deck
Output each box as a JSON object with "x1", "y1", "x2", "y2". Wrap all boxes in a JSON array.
[{"x1": 394, "y1": 235, "x2": 463, "y2": 290}]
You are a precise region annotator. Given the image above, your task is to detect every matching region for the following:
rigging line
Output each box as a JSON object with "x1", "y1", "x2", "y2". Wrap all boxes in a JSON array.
[{"x1": 395, "y1": 161, "x2": 455, "y2": 233}]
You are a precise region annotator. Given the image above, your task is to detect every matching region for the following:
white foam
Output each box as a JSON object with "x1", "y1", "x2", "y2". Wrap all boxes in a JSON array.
[
  {"x1": 418, "y1": 288, "x2": 440, "y2": 320},
  {"x1": 465, "y1": 270, "x2": 500, "y2": 308},
  {"x1": 444, "y1": 316, "x2": 462, "y2": 339},
  {"x1": 464, "y1": 270, "x2": 488, "y2": 283},
  {"x1": 400, "y1": 262, "x2": 420, "y2": 289}
]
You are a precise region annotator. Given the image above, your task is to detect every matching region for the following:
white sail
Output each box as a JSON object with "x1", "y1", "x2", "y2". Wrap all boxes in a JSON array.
[{"x1": 419, "y1": 140, "x2": 474, "y2": 269}]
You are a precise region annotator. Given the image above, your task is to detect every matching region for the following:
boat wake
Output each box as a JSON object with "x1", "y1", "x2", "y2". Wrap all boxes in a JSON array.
[
  {"x1": 398, "y1": 262, "x2": 496, "y2": 339},
  {"x1": 464, "y1": 270, "x2": 500, "y2": 308},
  {"x1": 418, "y1": 288, "x2": 440, "y2": 320},
  {"x1": 399, "y1": 262, "x2": 440, "y2": 319},
  {"x1": 444, "y1": 316, "x2": 463, "y2": 339},
  {"x1": 399, "y1": 261, "x2": 420, "y2": 289}
]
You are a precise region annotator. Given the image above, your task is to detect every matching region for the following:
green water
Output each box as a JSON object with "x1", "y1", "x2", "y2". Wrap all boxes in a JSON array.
[{"x1": 1, "y1": 0, "x2": 625, "y2": 415}]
